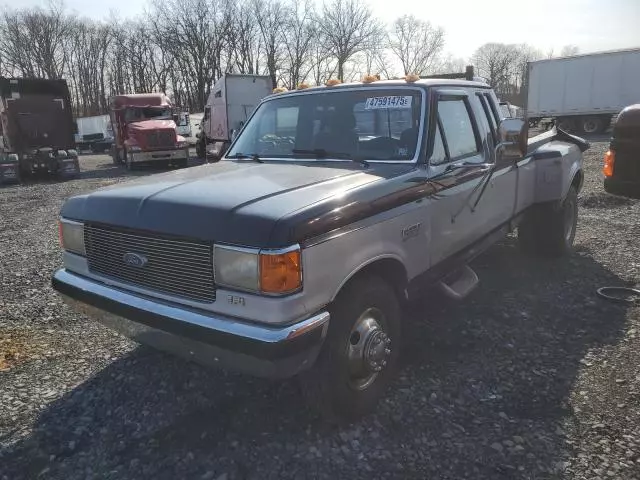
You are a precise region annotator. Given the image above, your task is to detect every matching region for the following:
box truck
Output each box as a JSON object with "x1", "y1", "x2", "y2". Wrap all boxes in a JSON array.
[
  {"x1": 525, "y1": 47, "x2": 640, "y2": 134},
  {"x1": 195, "y1": 74, "x2": 273, "y2": 160},
  {"x1": 74, "y1": 114, "x2": 114, "y2": 153}
]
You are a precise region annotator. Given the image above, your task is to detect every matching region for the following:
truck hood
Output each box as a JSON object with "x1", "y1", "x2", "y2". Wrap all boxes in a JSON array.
[
  {"x1": 127, "y1": 119, "x2": 176, "y2": 131},
  {"x1": 61, "y1": 161, "x2": 414, "y2": 247}
]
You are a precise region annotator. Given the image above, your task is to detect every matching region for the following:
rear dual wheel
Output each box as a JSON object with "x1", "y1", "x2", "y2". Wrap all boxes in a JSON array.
[
  {"x1": 518, "y1": 185, "x2": 578, "y2": 256},
  {"x1": 299, "y1": 275, "x2": 401, "y2": 422}
]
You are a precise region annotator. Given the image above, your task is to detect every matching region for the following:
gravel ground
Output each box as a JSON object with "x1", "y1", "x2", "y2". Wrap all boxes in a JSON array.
[{"x1": 1, "y1": 140, "x2": 639, "y2": 480}]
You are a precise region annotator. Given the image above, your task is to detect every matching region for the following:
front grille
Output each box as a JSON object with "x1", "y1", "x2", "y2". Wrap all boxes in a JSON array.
[
  {"x1": 84, "y1": 224, "x2": 216, "y2": 303},
  {"x1": 146, "y1": 130, "x2": 175, "y2": 148}
]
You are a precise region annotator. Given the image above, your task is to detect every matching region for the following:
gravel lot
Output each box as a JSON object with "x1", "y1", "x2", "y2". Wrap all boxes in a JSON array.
[{"x1": 1, "y1": 139, "x2": 639, "y2": 480}]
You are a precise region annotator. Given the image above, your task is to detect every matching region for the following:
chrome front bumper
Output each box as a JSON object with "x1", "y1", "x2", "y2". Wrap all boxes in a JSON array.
[
  {"x1": 131, "y1": 149, "x2": 188, "y2": 163},
  {"x1": 52, "y1": 269, "x2": 330, "y2": 378}
]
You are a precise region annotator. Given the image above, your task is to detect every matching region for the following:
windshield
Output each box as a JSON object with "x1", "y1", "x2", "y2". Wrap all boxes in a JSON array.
[
  {"x1": 124, "y1": 106, "x2": 172, "y2": 123},
  {"x1": 227, "y1": 88, "x2": 424, "y2": 162}
]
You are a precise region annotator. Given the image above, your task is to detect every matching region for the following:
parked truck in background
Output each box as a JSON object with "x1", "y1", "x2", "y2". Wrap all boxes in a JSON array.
[
  {"x1": 525, "y1": 47, "x2": 640, "y2": 134},
  {"x1": 175, "y1": 111, "x2": 192, "y2": 138},
  {"x1": 109, "y1": 93, "x2": 190, "y2": 170},
  {"x1": 0, "y1": 77, "x2": 80, "y2": 184},
  {"x1": 196, "y1": 74, "x2": 273, "y2": 160},
  {"x1": 75, "y1": 114, "x2": 114, "y2": 153}
]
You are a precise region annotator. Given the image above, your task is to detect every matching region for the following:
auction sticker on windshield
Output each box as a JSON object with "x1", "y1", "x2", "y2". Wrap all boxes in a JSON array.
[{"x1": 364, "y1": 96, "x2": 412, "y2": 110}]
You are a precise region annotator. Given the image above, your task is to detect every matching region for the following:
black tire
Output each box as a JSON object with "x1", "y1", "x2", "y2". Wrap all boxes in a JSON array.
[
  {"x1": 125, "y1": 150, "x2": 134, "y2": 171},
  {"x1": 196, "y1": 137, "x2": 206, "y2": 159},
  {"x1": 556, "y1": 117, "x2": 576, "y2": 133},
  {"x1": 518, "y1": 185, "x2": 578, "y2": 257},
  {"x1": 579, "y1": 116, "x2": 604, "y2": 135},
  {"x1": 298, "y1": 275, "x2": 401, "y2": 423}
]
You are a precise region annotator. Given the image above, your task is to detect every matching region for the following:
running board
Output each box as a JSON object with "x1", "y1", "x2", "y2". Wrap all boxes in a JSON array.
[{"x1": 438, "y1": 265, "x2": 479, "y2": 300}]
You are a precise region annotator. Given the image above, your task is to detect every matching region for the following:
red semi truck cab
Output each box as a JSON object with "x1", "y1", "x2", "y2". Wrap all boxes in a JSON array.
[{"x1": 109, "y1": 93, "x2": 190, "y2": 170}]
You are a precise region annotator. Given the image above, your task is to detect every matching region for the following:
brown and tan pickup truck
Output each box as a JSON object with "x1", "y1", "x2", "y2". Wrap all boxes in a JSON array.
[{"x1": 53, "y1": 72, "x2": 589, "y2": 422}]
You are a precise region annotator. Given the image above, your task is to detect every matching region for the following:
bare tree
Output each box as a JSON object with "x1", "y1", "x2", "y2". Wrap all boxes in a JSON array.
[
  {"x1": 252, "y1": 0, "x2": 285, "y2": 88},
  {"x1": 0, "y1": 0, "x2": 71, "y2": 78},
  {"x1": 472, "y1": 42, "x2": 521, "y2": 95},
  {"x1": 315, "y1": 0, "x2": 381, "y2": 81},
  {"x1": 560, "y1": 44, "x2": 579, "y2": 57},
  {"x1": 223, "y1": 0, "x2": 260, "y2": 74},
  {"x1": 387, "y1": 14, "x2": 444, "y2": 75},
  {"x1": 431, "y1": 53, "x2": 467, "y2": 75},
  {"x1": 149, "y1": 0, "x2": 228, "y2": 110},
  {"x1": 281, "y1": 0, "x2": 315, "y2": 88}
]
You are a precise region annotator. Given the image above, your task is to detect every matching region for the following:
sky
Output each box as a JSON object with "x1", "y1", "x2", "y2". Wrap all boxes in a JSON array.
[{"x1": 5, "y1": 0, "x2": 640, "y2": 60}]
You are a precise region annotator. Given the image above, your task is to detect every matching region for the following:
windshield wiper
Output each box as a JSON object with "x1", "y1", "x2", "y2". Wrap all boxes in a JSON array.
[
  {"x1": 226, "y1": 153, "x2": 263, "y2": 163},
  {"x1": 292, "y1": 148, "x2": 369, "y2": 168}
]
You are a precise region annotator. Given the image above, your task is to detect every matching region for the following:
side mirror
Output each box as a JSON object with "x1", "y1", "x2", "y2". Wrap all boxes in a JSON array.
[
  {"x1": 496, "y1": 118, "x2": 527, "y2": 158},
  {"x1": 172, "y1": 113, "x2": 179, "y2": 124}
]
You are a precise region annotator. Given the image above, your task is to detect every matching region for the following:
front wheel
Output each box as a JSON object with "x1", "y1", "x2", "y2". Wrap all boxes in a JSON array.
[
  {"x1": 518, "y1": 185, "x2": 578, "y2": 256},
  {"x1": 298, "y1": 275, "x2": 401, "y2": 422}
]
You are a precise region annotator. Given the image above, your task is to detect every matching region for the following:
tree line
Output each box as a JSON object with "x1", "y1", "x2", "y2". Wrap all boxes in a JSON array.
[{"x1": 0, "y1": 0, "x2": 578, "y2": 117}]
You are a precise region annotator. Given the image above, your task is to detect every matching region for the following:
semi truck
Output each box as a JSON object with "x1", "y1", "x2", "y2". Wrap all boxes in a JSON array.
[
  {"x1": 109, "y1": 93, "x2": 190, "y2": 170},
  {"x1": 195, "y1": 74, "x2": 273, "y2": 160},
  {"x1": 0, "y1": 77, "x2": 80, "y2": 184},
  {"x1": 525, "y1": 47, "x2": 640, "y2": 134}
]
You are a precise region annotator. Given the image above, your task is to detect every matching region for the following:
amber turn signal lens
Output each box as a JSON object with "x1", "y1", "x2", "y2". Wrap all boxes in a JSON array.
[
  {"x1": 259, "y1": 250, "x2": 302, "y2": 294},
  {"x1": 603, "y1": 150, "x2": 615, "y2": 177},
  {"x1": 58, "y1": 220, "x2": 64, "y2": 248}
]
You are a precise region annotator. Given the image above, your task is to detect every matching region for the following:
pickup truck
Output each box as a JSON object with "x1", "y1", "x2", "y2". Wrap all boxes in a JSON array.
[{"x1": 51, "y1": 74, "x2": 589, "y2": 422}]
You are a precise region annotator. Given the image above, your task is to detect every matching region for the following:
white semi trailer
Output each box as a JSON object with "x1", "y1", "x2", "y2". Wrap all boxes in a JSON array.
[
  {"x1": 196, "y1": 74, "x2": 273, "y2": 160},
  {"x1": 525, "y1": 47, "x2": 640, "y2": 134}
]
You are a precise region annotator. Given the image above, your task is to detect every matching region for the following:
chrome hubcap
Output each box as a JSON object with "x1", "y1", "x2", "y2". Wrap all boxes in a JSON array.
[{"x1": 346, "y1": 308, "x2": 392, "y2": 390}]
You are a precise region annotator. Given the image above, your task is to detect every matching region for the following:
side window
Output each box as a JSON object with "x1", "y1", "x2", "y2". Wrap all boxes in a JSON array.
[
  {"x1": 483, "y1": 93, "x2": 502, "y2": 126},
  {"x1": 476, "y1": 93, "x2": 497, "y2": 141},
  {"x1": 437, "y1": 97, "x2": 479, "y2": 159},
  {"x1": 430, "y1": 121, "x2": 447, "y2": 165}
]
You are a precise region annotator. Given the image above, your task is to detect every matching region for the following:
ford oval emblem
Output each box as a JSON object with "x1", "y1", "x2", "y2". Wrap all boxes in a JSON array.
[{"x1": 123, "y1": 252, "x2": 148, "y2": 267}]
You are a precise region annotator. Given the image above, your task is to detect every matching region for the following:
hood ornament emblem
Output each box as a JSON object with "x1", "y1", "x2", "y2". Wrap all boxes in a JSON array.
[{"x1": 123, "y1": 252, "x2": 148, "y2": 267}]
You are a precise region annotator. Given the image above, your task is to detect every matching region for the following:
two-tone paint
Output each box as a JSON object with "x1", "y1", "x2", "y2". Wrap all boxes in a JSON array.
[{"x1": 52, "y1": 79, "x2": 586, "y2": 378}]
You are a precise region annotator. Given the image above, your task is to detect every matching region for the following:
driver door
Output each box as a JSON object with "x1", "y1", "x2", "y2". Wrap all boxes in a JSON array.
[{"x1": 426, "y1": 90, "x2": 490, "y2": 266}]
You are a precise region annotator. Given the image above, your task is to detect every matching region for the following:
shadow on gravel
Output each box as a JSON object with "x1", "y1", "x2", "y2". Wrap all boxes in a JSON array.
[{"x1": 1, "y1": 236, "x2": 632, "y2": 480}]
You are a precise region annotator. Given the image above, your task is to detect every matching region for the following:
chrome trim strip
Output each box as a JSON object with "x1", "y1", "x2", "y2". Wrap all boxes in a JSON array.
[{"x1": 53, "y1": 268, "x2": 330, "y2": 343}]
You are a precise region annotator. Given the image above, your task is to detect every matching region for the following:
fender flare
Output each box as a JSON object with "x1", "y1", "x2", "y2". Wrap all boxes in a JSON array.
[{"x1": 331, "y1": 254, "x2": 409, "y2": 302}]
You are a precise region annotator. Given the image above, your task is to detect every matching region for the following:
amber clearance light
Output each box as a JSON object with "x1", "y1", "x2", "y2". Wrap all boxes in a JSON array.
[
  {"x1": 259, "y1": 249, "x2": 302, "y2": 294},
  {"x1": 603, "y1": 150, "x2": 615, "y2": 177}
]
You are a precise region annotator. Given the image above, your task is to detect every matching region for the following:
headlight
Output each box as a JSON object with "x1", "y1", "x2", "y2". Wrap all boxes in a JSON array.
[
  {"x1": 214, "y1": 246, "x2": 259, "y2": 291},
  {"x1": 128, "y1": 145, "x2": 142, "y2": 152},
  {"x1": 58, "y1": 218, "x2": 85, "y2": 256},
  {"x1": 176, "y1": 141, "x2": 189, "y2": 148},
  {"x1": 214, "y1": 244, "x2": 302, "y2": 295}
]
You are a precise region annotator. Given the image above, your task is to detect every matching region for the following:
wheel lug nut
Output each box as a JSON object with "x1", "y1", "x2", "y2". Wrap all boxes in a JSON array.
[
  {"x1": 381, "y1": 360, "x2": 387, "y2": 367},
  {"x1": 385, "y1": 348, "x2": 391, "y2": 355}
]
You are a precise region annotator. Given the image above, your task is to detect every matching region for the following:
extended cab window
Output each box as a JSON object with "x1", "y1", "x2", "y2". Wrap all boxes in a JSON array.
[{"x1": 436, "y1": 97, "x2": 480, "y2": 160}]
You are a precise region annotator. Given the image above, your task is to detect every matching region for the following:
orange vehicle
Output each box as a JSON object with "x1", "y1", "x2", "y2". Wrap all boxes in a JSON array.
[{"x1": 109, "y1": 93, "x2": 190, "y2": 170}]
